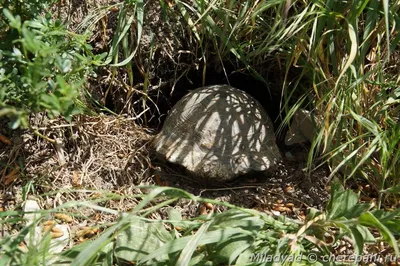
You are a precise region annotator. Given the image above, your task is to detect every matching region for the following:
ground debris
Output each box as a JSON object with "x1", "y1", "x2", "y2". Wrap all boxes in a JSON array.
[{"x1": 1, "y1": 113, "x2": 331, "y2": 248}]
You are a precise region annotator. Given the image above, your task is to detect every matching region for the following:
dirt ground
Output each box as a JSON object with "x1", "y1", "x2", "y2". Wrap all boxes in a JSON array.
[
  {"x1": 0, "y1": 0, "x2": 331, "y2": 244},
  {"x1": 2, "y1": 1, "x2": 399, "y2": 262},
  {"x1": 0, "y1": 113, "x2": 330, "y2": 225},
  {"x1": 0, "y1": 113, "x2": 396, "y2": 264}
]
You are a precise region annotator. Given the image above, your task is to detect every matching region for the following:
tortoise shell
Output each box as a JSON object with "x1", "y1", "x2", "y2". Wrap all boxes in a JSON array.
[{"x1": 153, "y1": 85, "x2": 282, "y2": 181}]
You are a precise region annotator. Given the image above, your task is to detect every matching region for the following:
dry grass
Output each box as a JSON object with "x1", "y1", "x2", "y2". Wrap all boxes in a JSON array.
[
  {"x1": 0, "y1": 113, "x2": 332, "y2": 225},
  {"x1": 0, "y1": 115, "x2": 394, "y2": 263},
  {"x1": 1, "y1": 115, "x2": 154, "y2": 228}
]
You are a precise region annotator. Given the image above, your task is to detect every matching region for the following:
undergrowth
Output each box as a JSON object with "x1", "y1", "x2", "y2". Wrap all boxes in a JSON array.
[
  {"x1": 0, "y1": 5, "x2": 104, "y2": 129},
  {"x1": 0, "y1": 0, "x2": 399, "y2": 265},
  {"x1": 1, "y1": 183, "x2": 400, "y2": 265},
  {"x1": 74, "y1": 0, "x2": 400, "y2": 200}
]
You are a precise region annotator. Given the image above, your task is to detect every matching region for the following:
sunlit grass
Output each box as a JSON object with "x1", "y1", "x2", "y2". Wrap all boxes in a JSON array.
[
  {"x1": 77, "y1": 0, "x2": 400, "y2": 201},
  {"x1": 159, "y1": 0, "x2": 400, "y2": 203},
  {"x1": 1, "y1": 0, "x2": 400, "y2": 264},
  {"x1": 1, "y1": 184, "x2": 399, "y2": 265}
]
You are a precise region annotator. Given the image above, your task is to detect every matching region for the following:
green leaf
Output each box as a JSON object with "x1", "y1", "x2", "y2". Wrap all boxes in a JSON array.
[
  {"x1": 371, "y1": 208, "x2": 400, "y2": 222},
  {"x1": 306, "y1": 208, "x2": 323, "y2": 220},
  {"x1": 40, "y1": 94, "x2": 61, "y2": 111},
  {"x1": 348, "y1": 203, "x2": 372, "y2": 218},
  {"x1": 349, "y1": 226, "x2": 364, "y2": 255},
  {"x1": 167, "y1": 207, "x2": 182, "y2": 221},
  {"x1": 61, "y1": 59, "x2": 72, "y2": 73},
  {"x1": 354, "y1": 225, "x2": 376, "y2": 243},
  {"x1": 104, "y1": 6, "x2": 135, "y2": 65},
  {"x1": 10, "y1": 118, "x2": 21, "y2": 129},
  {"x1": 334, "y1": 21, "x2": 358, "y2": 91},
  {"x1": 235, "y1": 242, "x2": 257, "y2": 265},
  {"x1": 166, "y1": 207, "x2": 187, "y2": 231},
  {"x1": 359, "y1": 212, "x2": 400, "y2": 256},
  {"x1": 210, "y1": 209, "x2": 265, "y2": 231},
  {"x1": 177, "y1": 221, "x2": 212, "y2": 266},
  {"x1": 22, "y1": 26, "x2": 38, "y2": 53},
  {"x1": 370, "y1": 209, "x2": 400, "y2": 234},
  {"x1": 381, "y1": 185, "x2": 400, "y2": 194},
  {"x1": 12, "y1": 47, "x2": 22, "y2": 57},
  {"x1": 212, "y1": 235, "x2": 253, "y2": 264},
  {"x1": 114, "y1": 217, "x2": 172, "y2": 263},
  {"x1": 3, "y1": 9, "x2": 21, "y2": 30},
  {"x1": 326, "y1": 182, "x2": 359, "y2": 220},
  {"x1": 141, "y1": 227, "x2": 250, "y2": 263},
  {"x1": 349, "y1": 110, "x2": 380, "y2": 136}
]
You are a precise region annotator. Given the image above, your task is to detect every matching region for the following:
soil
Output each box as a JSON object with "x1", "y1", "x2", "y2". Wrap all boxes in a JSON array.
[
  {"x1": 0, "y1": 113, "x2": 330, "y2": 222},
  {"x1": 2, "y1": 1, "x2": 399, "y2": 263},
  {"x1": 0, "y1": 0, "x2": 332, "y2": 248}
]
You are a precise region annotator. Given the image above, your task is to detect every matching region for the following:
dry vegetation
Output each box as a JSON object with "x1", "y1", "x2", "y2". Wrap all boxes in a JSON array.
[{"x1": 1, "y1": 0, "x2": 399, "y2": 265}]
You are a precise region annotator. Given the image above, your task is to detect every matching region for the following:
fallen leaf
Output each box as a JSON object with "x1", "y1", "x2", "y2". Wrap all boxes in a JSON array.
[
  {"x1": 72, "y1": 170, "x2": 81, "y2": 187},
  {"x1": 54, "y1": 213, "x2": 73, "y2": 223},
  {"x1": 3, "y1": 167, "x2": 19, "y2": 185},
  {"x1": 76, "y1": 227, "x2": 98, "y2": 240},
  {"x1": 0, "y1": 135, "x2": 12, "y2": 145},
  {"x1": 43, "y1": 220, "x2": 56, "y2": 226},
  {"x1": 154, "y1": 175, "x2": 163, "y2": 185},
  {"x1": 166, "y1": 0, "x2": 175, "y2": 7},
  {"x1": 51, "y1": 232, "x2": 64, "y2": 239},
  {"x1": 204, "y1": 202, "x2": 213, "y2": 210},
  {"x1": 91, "y1": 193, "x2": 102, "y2": 199},
  {"x1": 284, "y1": 185, "x2": 294, "y2": 193},
  {"x1": 154, "y1": 175, "x2": 168, "y2": 186},
  {"x1": 199, "y1": 206, "x2": 207, "y2": 215},
  {"x1": 43, "y1": 226, "x2": 54, "y2": 233},
  {"x1": 51, "y1": 227, "x2": 63, "y2": 233},
  {"x1": 286, "y1": 203, "x2": 294, "y2": 208}
]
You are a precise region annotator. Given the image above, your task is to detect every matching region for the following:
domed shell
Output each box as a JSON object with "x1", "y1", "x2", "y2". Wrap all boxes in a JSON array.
[{"x1": 153, "y1": 85, "x2": 282, "y2": 181}]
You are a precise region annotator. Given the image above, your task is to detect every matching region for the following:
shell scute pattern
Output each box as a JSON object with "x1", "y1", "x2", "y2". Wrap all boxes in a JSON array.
[{"x1": 153, "y1": 85, "x2": 282, "y2": 181}]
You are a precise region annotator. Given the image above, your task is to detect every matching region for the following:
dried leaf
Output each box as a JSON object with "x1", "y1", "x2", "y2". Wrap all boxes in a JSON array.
[
  {"x1": 3, "y1": 167, "x2": 19, "y2": 185},
  {"x1": 51, "y1": 232, "x2": 64, "y2": 239},
  {"x1": 200, "y1": 206, "x2": 207, "y2": 215},
  {"x1": 43, "y1": 226, "x2": 53, "y2": 233},
  {"x1": 55, "y1": 213, "x2": 73, "y2": 223},
  {"x1": 284, "y1": 185, "x2": 294, "y2": 193},
  {"x1": 72, "y1": 170, "x2": 81, "y2": 187},
  {"x1": 43, "y1": 220, "x2": 56, "y2": 226},
  {"x1": 0, "y1": 135, "x2": 12, "y2": 145},
  {"x1": 76, "y1": 227, "x2": 98, "y2": 239},
  {"x1": 204, "y1": 202, "x2": 213, "y2": 210},
  {"x1": 174, "y1": 226, "x2": 183, "y2": 231},
  {"x1": 51, "y1": 226, "x2": 63, "y2": 234},
  {"x1": 154, "y1": 175, "x2": 163, "y2": 185}
]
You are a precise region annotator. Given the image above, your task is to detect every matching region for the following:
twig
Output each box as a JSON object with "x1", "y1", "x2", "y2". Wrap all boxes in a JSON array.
[{"x1": 29, "y1": 125, "x2": 56, "y2": 143}]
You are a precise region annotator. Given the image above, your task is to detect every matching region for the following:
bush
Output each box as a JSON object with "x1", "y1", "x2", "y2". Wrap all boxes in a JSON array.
[{"x1": 0, "y1": 8, "x2": 105, "y2": 128}]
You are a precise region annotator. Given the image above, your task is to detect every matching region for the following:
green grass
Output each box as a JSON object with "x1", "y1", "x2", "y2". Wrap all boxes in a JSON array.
[
  {"x1": 1, "y1": 184, "x2": 399, "y2": 265},
  {"x1": 1, "y1": 0, "x2": 400, "y2": 264},
  {"x1": 0, "y1": 6, "x2": 104, "y2": 129},
  {"x1": 165, "y1": 0, "x2": 400, "y2": 203}
]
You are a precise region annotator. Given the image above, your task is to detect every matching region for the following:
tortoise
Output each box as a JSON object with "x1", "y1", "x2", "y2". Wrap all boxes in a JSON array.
[{"x1": 152, "y1": 85, "x2": 282, "y2": 181}]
